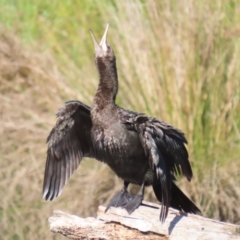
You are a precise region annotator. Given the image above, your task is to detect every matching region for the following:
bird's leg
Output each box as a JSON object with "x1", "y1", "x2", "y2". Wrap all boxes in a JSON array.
[
  {"x1": 124, "y1": 182, "x2": 145, "y2": 214},
  {"x1": 105, "y1": 181, "x2": 133, "y2": 212}
]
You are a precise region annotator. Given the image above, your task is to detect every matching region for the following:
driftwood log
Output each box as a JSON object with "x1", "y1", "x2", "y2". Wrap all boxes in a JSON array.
[{"x1": 49, "y1": 201, "x2": 240, "y2": 240}]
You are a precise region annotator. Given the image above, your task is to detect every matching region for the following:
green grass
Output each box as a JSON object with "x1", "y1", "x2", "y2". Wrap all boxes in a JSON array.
[{"x1": 0, "y1": 0, "x2": 240, "y2": 239}]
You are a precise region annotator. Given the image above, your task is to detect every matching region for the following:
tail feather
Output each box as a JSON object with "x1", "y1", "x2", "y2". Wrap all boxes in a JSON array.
[
  {"x1": 153, "y1": 181, "x2": 201, "y2": 221},
  {"x1": 170, "y1": 182, "x2": 201, "y2": 214}
]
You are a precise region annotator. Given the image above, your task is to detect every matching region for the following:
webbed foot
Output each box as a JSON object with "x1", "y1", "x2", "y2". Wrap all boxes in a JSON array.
[
  {"x1": 123, "y1": 182, "x2": 145, "y2": 214},
  {"x1": 105, "y1": 190, "x2": 133, "y2": 212},
  {"x1": 105, "y1": 181, "x2": 132, "y2": 212},
  {"x1": 124, "y1": 194, "x2": 143, "y2": 214}
]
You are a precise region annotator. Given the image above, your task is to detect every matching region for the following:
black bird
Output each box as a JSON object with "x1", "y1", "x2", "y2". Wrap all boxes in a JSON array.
[{"x1": 42, "y1": 24, "x2": 201, "y2": 222}]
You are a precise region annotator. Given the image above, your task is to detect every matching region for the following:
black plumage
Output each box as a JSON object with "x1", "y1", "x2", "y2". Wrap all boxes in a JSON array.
[{"x1": 42, "y1": 24, "x2": 201, "y2": 222}]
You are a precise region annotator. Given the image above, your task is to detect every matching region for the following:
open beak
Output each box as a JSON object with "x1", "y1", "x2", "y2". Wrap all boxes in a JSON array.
[{"x1": 90, "y1": 24, "x2": 109, "y2": 53}]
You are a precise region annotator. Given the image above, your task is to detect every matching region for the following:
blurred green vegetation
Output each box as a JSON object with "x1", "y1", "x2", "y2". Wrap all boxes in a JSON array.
[{"x1": 0, "y1": 0, "x2": 240, "y2": 239}]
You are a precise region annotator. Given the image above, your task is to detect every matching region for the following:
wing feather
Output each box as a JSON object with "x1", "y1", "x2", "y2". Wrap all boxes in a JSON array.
[
  {"x1": 139, "y1": 122, "x2": 171, "y2": 221},
  {"x1": 121, "y1": 112, "x2": 192, "y2": 221},
  {"x1": 42, "y1": 100, "x2": 94, "y2": 201}
]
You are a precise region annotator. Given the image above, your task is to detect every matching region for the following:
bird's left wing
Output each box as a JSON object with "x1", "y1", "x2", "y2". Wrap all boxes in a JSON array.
[
  {"x1": 43, "y1": 100, "x2": 95, "y2": 201},
  {"x1": 121, "y1": 111, "x2": 192, "y2": 221}
]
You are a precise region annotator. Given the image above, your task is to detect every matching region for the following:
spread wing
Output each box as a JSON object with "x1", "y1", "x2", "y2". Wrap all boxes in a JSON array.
[
  {"x1": 122, "y1": 112, "x2": 192, "y2": 221},
  {"x1": 42, "y1": 100, "x2": 95, "y2": 201}
]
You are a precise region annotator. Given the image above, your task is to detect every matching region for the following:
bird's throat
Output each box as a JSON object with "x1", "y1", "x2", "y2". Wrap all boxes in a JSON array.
[{"x1": 93, "y1": 57, "x2": 118, "y2": 106}]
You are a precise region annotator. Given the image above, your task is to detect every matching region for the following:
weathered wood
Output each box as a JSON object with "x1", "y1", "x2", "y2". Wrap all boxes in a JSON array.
[
  {"x1": 49, "y1": 201, "x2": 240, "y2": 240},
  {"x1": 49, "y1": 209, "x2": 164, "y2": 240}
]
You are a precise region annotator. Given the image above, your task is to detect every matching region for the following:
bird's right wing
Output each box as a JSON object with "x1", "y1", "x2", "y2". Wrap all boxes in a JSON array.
[{"x1": 42, "y1": 100, "x2": 95, "y2": 201}]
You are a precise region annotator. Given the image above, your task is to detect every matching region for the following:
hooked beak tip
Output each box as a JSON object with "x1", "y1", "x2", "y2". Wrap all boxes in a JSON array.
[
  {"x1": 90, "y1": 24, "x2": 110, "y2": 53},
  {"x1": 99, "y1": 23, "x2": 109, "y2": 52}
]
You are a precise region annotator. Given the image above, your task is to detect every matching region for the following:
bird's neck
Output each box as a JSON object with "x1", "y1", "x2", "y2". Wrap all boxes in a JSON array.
[{"x1": 93, "y1": 57, "x2": 118, "y2": 107}]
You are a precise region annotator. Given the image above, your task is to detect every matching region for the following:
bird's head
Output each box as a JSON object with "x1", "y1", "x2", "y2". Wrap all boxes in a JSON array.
[{"x1": 90, "y1": 24, "x2": 115, "y2": 61}]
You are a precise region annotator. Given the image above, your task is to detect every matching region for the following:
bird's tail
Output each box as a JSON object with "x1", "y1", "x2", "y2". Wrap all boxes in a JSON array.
[{"x1": 153, "y1": 181, "x2": 201, "y2": 216}]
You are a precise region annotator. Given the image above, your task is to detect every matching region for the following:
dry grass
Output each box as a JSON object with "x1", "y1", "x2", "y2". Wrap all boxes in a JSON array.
[
  {"x1": 0, "y1": 0, "x2": 240, "y2": 239},
  {"x1": 0, "y1": 26, "x2": 127, "y2": 239}
]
